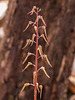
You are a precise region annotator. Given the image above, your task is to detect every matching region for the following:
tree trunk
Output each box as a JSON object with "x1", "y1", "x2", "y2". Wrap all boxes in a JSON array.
[{"x1": 0, "y1": 0, "x2": 75, "y2": 100}]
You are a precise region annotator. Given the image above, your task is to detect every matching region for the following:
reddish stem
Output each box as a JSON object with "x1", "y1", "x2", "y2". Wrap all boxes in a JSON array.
[{"x1": 34, "y1": 9, "x2": 38, "y2": 100}]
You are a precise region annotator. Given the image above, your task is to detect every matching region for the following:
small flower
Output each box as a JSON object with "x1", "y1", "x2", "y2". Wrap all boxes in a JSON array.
[
  {"x1": 33, "y1": 15, "x2": 46, "y2": 26},
  {"x1": 40, "y1": 34, "x2": 49, "y2": 45},
  {"x1": 22, "y1": 62, "x2": 35, "y2": 72},
  {"x1": 23, "y1": 21, "x2": 33, "y2": 32},
  {"x1": 22, "y1": 52, "x2": 35, "y2": 64},
  {"x1": 37, "y1": 66, "x2": 50, "y2": 78},
  {"x1": 27, "y1": 6, "x2": 36, "y2": 15},
  {"x1": 22, "y1": 39, "x2": 33, "y2": 49},
  {"x1": 39, "y1": 16, "x2": 47, "y2": 26},
  {"x1": 39, "y1": 25, "x2": 48, "y2": 40},
  {"x1": 42, "y1": 55, "x2": 52, "y2": 67},
  {"x1": 20, "y1": 83, "x2": 34, "y2": 94}
]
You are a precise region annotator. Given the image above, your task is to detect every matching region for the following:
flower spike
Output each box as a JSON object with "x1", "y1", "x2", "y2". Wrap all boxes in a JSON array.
[
  {"x1": 22, "y1": 52, "x2": 35, "y2": 64},
  {"x1": 21, "y1": 6, "x2": 51, "y2": 100},
  {"x1": 38, "y1": 66, "x2": 50, "y2": 78},
  {"x1": 20, "y1": 83, "x2": 34, "y2": 94},
  {"x1": 43, "y1": 55, "x2": 52, "y2": 67},
  {"x1": 22, "y1": 39, "x2": 33, "y2": 49},
  {"x1": 39, "y1": 85, "x2": 43, "y2": 99},
  {"x1": 22, "y1": 62, "x2": 35, "y2": 72},
  {"x1": 27, "y1": 6, "x2": 36, "y2": 15},
  {"x1": 40, "y1": 34, "x2": 49, "y2": 45},
  {"x1": 23, "y1": 21, "x2": 33, "y2": 32},
  {"x1": 38, "y1": 45, "x2": 43, "y2": 57}
]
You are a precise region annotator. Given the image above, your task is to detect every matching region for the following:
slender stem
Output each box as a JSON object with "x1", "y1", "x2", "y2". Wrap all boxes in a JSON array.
[{"x1": 34, "y1": 9, "x2": 38, "y2": 100}]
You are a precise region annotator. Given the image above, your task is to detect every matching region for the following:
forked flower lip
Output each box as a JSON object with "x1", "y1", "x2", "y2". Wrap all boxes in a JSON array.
[
  {"x1": 22, "y1": 62, "x2": 35, "y2": 72},
  {"x1": 20, "y1": 83, "x2": 34, "y2": 94},
  {"x1": 22, "y1": 52, "x2": 36, "y2": 64},
  {"x1": 37, "y1": 66, "x2": 50, "y2": 78}
]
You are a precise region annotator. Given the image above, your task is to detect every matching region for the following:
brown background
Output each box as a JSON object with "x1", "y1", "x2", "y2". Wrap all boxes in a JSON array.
[{"x1": 0, "y1": 0, "x2": 75, "y2": 100}]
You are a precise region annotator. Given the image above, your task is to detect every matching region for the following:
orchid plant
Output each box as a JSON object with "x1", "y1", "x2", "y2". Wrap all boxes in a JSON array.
[{"x1": 20, "y1": 6, "x2": 52, "y2": 100}]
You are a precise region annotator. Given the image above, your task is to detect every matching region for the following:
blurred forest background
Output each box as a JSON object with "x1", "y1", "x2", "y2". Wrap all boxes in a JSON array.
[{"x1": 0, "y1": 0, "x2": 75, "y2": 100}]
